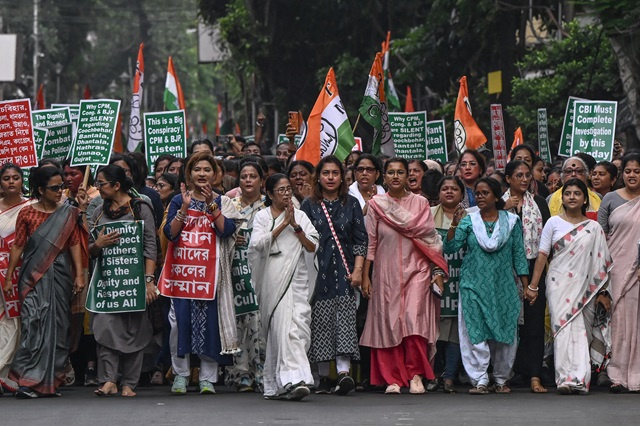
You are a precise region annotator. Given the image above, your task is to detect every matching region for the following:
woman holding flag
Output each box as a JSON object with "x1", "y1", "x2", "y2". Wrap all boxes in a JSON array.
[
  {"x1": 160, "y1": 152, "x2": 238, "y2": 395},
  {"x1": 0, "y1": 164, "x2": 31, "y2": 394}
]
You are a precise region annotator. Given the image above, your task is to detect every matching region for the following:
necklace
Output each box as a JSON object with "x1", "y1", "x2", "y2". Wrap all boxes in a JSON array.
[{"x1": 481, "y1": 211, "x2": 499, "y2": 233}]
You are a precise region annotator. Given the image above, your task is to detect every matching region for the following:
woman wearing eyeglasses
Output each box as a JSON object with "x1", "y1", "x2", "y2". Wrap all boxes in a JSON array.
[
  {"x1": 300, "y1": 156, "x2": 368, "y2": 396},
  {"x1": 502, "y1": 161, "x2": 551, "y2": 393},
  {"x1": 3, "y1": 166, "x2": 86, "y2": 398},
  {"x1": 360, "y1": 158, "x2": 448, "y2": 395},
  {"x1": 348, "y1": 154, "x2": 385, "y2": 216},
  {"x1": 445, "y1": 177, "x2": 529, "y2": 394},
  {"x1": 456, "y1": 150, "x2": 486, "y2": 208},
  {"x1": 248, "y1": 174, "x2": 319, "y2": 400}
]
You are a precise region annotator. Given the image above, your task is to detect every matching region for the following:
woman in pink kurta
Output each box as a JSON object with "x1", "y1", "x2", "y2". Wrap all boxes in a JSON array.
[{"x1": 360, "y1": 158, "x2": 448, "y2": 394}]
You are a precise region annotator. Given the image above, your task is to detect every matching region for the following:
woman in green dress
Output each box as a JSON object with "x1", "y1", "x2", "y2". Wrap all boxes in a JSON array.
[{"x1": 444, "y1": 177, "x2": 529, "y2": 395}]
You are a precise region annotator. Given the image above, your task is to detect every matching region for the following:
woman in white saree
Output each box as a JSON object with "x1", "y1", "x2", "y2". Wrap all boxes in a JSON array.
[
  {"x1": 248, "y1": 174, "x2": 318, "y2": 401},
  {"x1": 529, "y1": 178, "x2": 613, "y2": 394}
]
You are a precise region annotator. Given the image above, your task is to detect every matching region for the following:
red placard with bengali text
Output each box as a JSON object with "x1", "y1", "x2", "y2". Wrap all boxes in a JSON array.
[
  {"x1": 158, "y1": 209, "x2": 218, "y2": 300},
  {"x1": 490, "y1": 104, "x2": 508, "y2": 172},
  {"x1": 0, "y1": 99, "x2": 38, "y2": 168}
]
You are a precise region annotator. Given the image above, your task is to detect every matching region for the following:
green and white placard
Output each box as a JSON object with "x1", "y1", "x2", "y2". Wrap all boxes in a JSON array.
[
  {"x1": 42, "y1": 123, "x2": 74, "y2": 162},
  {"x1": 537, "y1": 108, "x2": 552, "y2": 163},
  {"x1": 70, "y1": 99, "x2": 120, "y2": 166},
  {"x1": 426, "y1": 120, "x2": 448, "y2": 163},
  {"x1": 86, "y1": 220, "x2": 146, "y2": 313},
  {"x1": 31, "y1": 107, "x2": 71, "y2": 128},
  {"x1": 570, "y1": 100, "x2": 617, "y2": 161},
  {"x1": 33, "y1": 127, "x2": 48, "y2": 160},
  {"x1": 389, "y1": 111, "x2": 428, "y2": 160},
  {"x1": 144, "y1": 110, "x2": 187, "y2": 175},
  {"x1": 558, "y1": 96, "x2": 585, "y2": 157}
]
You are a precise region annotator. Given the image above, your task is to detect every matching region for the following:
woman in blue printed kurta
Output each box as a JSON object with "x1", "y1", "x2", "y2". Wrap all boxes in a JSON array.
[{"x1": 300, "y1": 156, "x2": 367, "y2": 396}]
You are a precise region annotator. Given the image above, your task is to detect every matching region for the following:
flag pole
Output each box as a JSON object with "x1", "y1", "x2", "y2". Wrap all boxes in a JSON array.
[{"x1": 352, "y1": 113, "x2": 361, "y2": 134}]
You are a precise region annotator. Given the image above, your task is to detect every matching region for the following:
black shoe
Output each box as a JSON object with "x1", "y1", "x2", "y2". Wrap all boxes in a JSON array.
[
  {"x1": 315, "y1": 377, "x2": 332, "y2": 394},
  {"x1": 334, "y1": 373, "x2": 355, "y2": 395},
  {"x1": 426, "y1": 378, "x2": 439, "y2": 392},
  {"x1": 15, "y1": 387, "x2": 39, "y2": 399},
  {"x1": 610, "y1": 384, "x2": 628, "y2": 393},
  {"x1": 84, "y1": 368, "x2": 98, "y2": 386},
  {"x1": 285, "y1": 382, "x2": 310, "y2": 401}
]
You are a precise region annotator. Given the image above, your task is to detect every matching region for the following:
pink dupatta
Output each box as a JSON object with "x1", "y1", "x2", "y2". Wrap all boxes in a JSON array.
[{"x1": 368, "y1": 193, "x2": 448, "y2": 278}]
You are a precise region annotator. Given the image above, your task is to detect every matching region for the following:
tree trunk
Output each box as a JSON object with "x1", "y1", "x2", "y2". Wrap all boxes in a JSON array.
[{"x1": 609, "y1": 35, "x2": 640, "y2": 149}]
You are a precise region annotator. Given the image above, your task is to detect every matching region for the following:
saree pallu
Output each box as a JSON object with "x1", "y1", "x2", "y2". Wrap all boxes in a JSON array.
[
  {"x1": 9, "y1": 204, "x2": 80, "y2": 395},
  {"x1": 606, "y1": 197, "x2": 640, "y2": 390},
  {"x1": 547, "y1": 220, "x2": 612, "y2": 391}
]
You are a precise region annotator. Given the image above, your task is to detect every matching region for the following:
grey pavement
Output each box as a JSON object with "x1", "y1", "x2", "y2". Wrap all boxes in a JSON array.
[{"x1": 2, "y1": 384, "x2": 639, "y2": 426}]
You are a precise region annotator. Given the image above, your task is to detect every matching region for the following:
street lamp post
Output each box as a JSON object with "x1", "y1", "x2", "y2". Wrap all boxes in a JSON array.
[{"x1": 54, "y1": 62, "x2": 63, "y2": 102}]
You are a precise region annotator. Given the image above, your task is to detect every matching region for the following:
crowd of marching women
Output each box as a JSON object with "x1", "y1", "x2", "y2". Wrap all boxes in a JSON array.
[{"x1": 1, "y1": 135, "x2": 640, "y2": 401}]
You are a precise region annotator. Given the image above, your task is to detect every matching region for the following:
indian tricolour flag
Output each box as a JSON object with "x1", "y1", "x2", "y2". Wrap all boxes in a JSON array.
[
  {"x1": 382, "y1": 31, "x2": 400, "y2": 112},
  {"x1": 163, "y1": 56, "x2": 185, "y2": 111},
  {"x1": 358, "y1": 52, "x2": 394, "y2": 156},
  {"x1": 127, "y1": 43, "x2": 144, "y2": 152},
  {"x1": 295, "y1": 68, "x2": 355, "y2": 165}
]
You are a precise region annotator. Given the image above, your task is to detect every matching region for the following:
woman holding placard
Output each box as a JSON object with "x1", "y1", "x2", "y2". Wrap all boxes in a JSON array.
[
  {"x1": 0, "y1": 163, "x2": 31, "y2": 394},
  {"x1": 88, "y1": 165, "x2": 158, "y2": 397},
  {"x1": 224, "y1": 162, "x2": 267, "y2": 392},
  {"x1": 160, "y1": 152, "x2": 238, "y2": 395},
  {"x1": 3, "y1": 166, "x2": 85, "y2": 398}
]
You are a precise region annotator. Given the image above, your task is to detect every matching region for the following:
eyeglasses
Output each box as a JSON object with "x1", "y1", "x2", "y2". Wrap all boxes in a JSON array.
[
  {"x1": 155, "y1": 183, "x2": 169, "y2": 189},
  {"x1": 459, "y1": 161, "x2": 478, "y2": 168},
  {"x1": 385, "y1": 170, "x2": 406, "y2": 176},
  {"x1": 513, "y1": 173, "x2": 532, "y2": 180},
  {"x1": 46, "y1": 184, "x2": 66, "y2": 192},
  {"x1": 562, "y1": 168, "x2": 585, "y2": 176},
  {"x1": 545, "y1": 180, "x2": 561, "y2": 188},
  {"x1": 274, "y1": 186, "x2": 293, "y2": 194},
  {"x1": 355, "y1": 166, "x2": 376, "y2": 174},
  {"x1": 474, "y1": 190, "x2": 492, "y2": 198},
  {"x1": 95, "y1": 181, "x2": 112, "y2": 188}
]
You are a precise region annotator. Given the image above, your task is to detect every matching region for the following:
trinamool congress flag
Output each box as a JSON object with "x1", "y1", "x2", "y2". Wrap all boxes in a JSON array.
[
  {"x1": 358, "y1": 52, "x2": 394, "y2": 156},
  {"x1": 127, "y1": 43, "x2": 144, "y2": 152},
  {"x1": 453, "y1": 76, "x2": 486, "y2": 152},
  {"x1": 295, "y1": 68, "x2": 355, "y2": 165}
]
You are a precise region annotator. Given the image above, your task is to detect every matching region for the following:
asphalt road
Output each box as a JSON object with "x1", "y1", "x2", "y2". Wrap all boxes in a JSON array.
[{"x1": 1, "y1": 384, "x2": 639, "y2": 426}]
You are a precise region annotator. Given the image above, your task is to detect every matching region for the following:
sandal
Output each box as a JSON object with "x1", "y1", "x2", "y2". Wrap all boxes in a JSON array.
[
  {"x1": 494, "y1": 384, "x2": 511, "y2": 394},
  {"x1": 610, "y1": 384, "x2": 627, "y2": 394},
  {"x1": 530, "y1": 377, "x2": 548, "y2": 393},
  {"x1": 443, "y1": 379, "x2": 456, "y2": 394},
  {"x1": 468, "y1": 385, "x2": 488, "y2": 395},
  {"x1": 385, "y1": 383, "x2": 401, "y2": 394}
]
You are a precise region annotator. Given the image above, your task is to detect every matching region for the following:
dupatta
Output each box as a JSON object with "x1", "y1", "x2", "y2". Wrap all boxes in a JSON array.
[
  {"x1": 368, "y1": 193, "x2": 448, "y2": 277},
  {"x1": 606, "y1": 196, "x2": 640, "y2": 303}
]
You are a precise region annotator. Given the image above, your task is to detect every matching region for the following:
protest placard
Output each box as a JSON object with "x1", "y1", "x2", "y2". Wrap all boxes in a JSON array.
[
  {"x1": 426, "y1": 120, "x2": 448, "y2": 163},
  {"x1": 0, "y1": 99, "x2": 38, "y2": 168},
  {"x1": 69, "y1": 99, "x2": 120, "y2": 166},
  {"x1": 31, "y1": 107, "x2": 71, "y2": 128},
  {"x1": 86, "y1": 220, "x2": 146, "y2": 313},
  {"x1": 0, "y1": 215, "x2": 26, "y2": 318},
  {"x1": 51, "y1": 103, "x2": 80, "y2": 136},
  {"x1": 42, "y1": 123, "x2": 73, "y2": 162},
  {"x1": 537, "y1": 108, "x2": 552, "y2": 163},
  {"x1": 436, "y1": 229, "x2": 464, "y2": 317},
  {"x1": 33, "y1": 127, "x2": 48, "y2": 160},
  {"x1": 158, "y1": 210, "x2": 218, "y2": 300},
  {"x1": 231, "y1": 227, "x2": 259, "y2": 315},
  {"x1": 144, "y1": 110, "x2": 187, "y2": 175},
  {"x1": 558, "y1": 96, "x2": 585, "y2": 157},
  {"x1": 490, "y1": 104, "x2": 508, "y2": 171},
  {"x1": 389, "y1": 111, "x2": 427, "y2": 160},
  {"x1": 570, "y1": 100, "x2": 617, "y2": 161},
  {"x1": 277, "y1": 133, "x2": 301, "y2": 146}
]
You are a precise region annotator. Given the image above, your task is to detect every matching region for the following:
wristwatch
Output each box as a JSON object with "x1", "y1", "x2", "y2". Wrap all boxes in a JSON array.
[{"x1": 145, "y1": 275, "x2": 155, "y2": 284}]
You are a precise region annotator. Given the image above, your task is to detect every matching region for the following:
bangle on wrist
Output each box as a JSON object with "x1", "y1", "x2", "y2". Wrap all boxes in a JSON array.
[
  {"x1": 527, "y1": 285, "x2": 539, "y2": 292},
  {"x1": 213, "y1": 211, "x2": 222, "y2": 222}
]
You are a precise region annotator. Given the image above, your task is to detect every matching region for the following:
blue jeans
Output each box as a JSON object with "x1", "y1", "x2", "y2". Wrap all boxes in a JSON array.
[{"x1": 441, "y1": 342, "x2": 461, "y2": 381}]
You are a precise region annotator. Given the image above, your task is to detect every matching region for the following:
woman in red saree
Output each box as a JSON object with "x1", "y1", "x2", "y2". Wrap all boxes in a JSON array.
[
  {"x1": 360, "y1": 157, "x2": 448, "y2": 395},
  {"x1": 3, "y1": 166, "x2": 85, "y2": 398}
]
